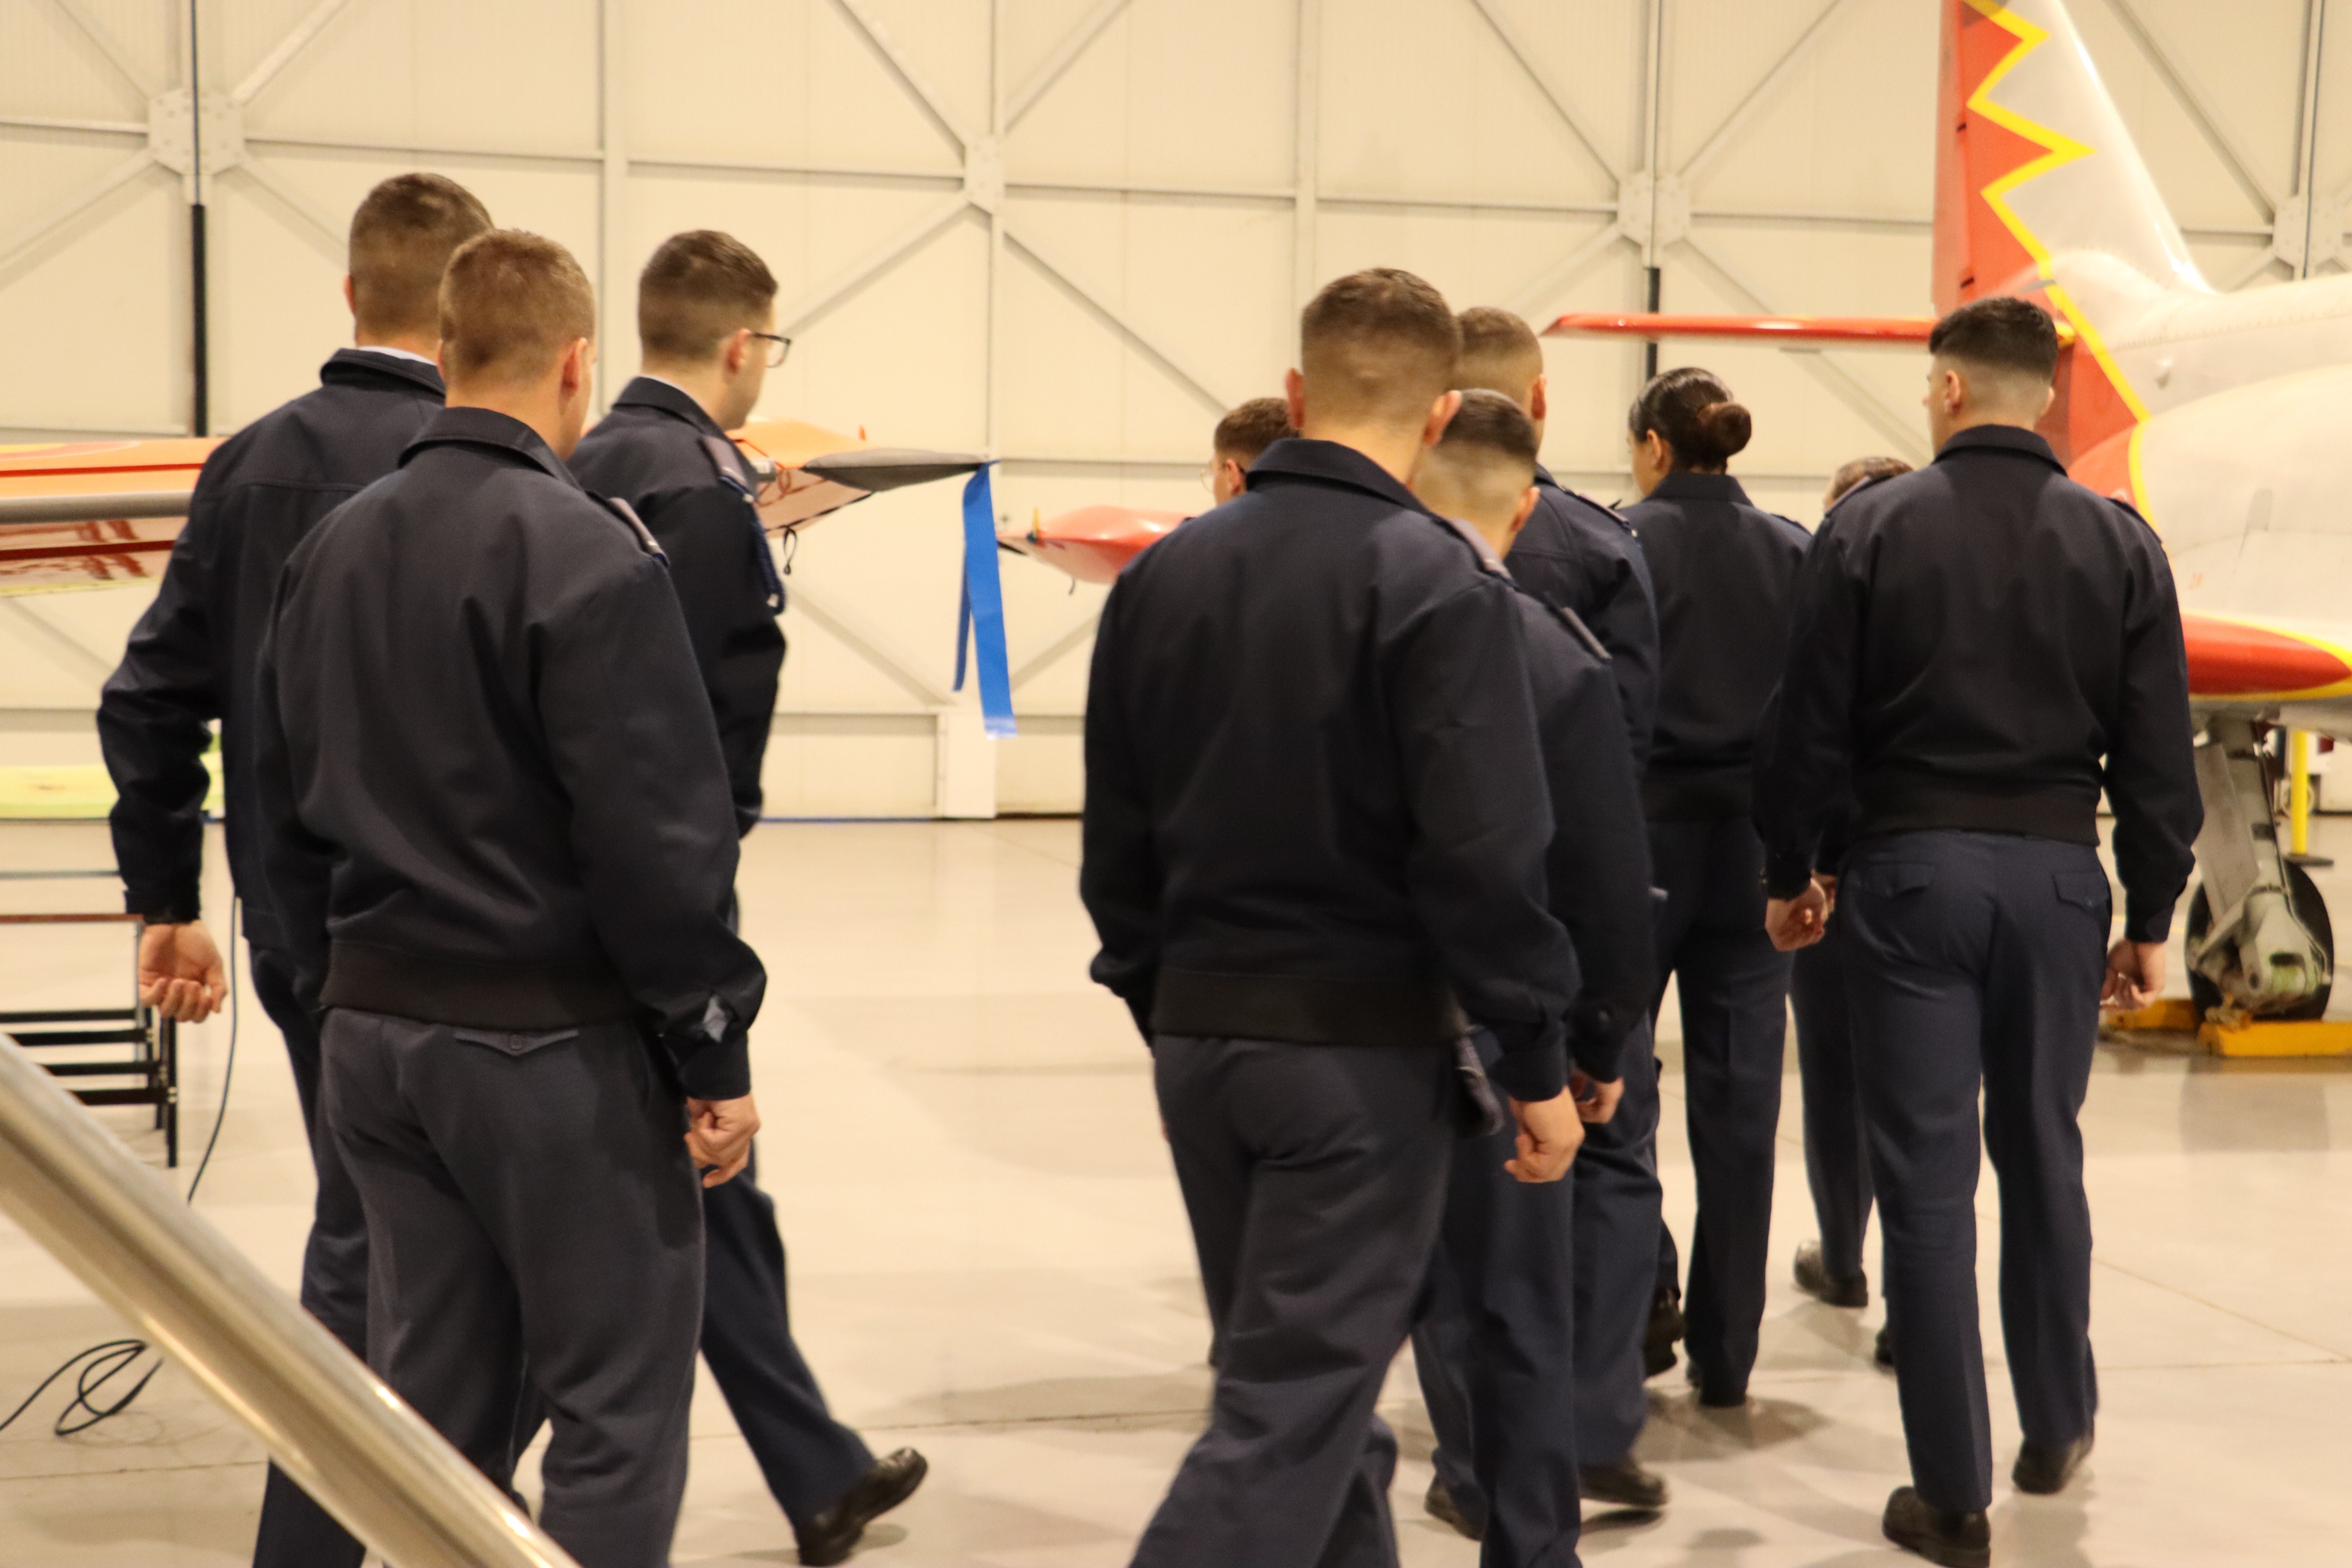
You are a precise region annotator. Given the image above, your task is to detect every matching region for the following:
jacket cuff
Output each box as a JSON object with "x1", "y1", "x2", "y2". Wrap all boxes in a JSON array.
[
  {"x1": 123, "y1": 882, "x2": 201, "y2": 925},
  {"x1": 1764, "y1": 846, "x2": 1816, "y2": 902},
  {"x1": 1482, "y1": 1023, "x2": 1568, "y2": 1102},
  {"x1": 2123, "y1": 898, "x2": 2174, "y2": 945},
  {"x1": 1568, "y1": 1016, "x2": 1630, "y2": 1084},
  {"x1": 673, "y1": 1033, "x2": 751, "y2": 1100}
]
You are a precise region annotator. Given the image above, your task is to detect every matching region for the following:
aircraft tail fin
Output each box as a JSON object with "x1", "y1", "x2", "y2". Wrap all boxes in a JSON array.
[{"x1": 1934, "y1": 0, "x2": 2206, "y2": 312}]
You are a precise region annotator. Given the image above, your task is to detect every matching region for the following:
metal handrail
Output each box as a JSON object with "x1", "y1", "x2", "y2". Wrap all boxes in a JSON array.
[{"x1": 0, "y1": 1030, "x2": 581, "y2": 1568}]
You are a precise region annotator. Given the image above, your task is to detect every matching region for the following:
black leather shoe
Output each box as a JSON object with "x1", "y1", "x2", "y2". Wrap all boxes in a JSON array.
[
  {"x1": 1695, "y1": 1380, "x2": 1748, "y2": 1409},
  {"x1": 797, "y1": 1448, "x2": 927, "y2": 1566},
  {"x1": 1793, "y1": 1241, "x2": 1868, "y2": 1308},
  {"x1": 1882, "y1": 1486, "x2": 1990, "y2": 1568},
  {"x1": 1579, "y1": 1457, "x2": 1668, "y2": 1510},
  {"x1": 1875, "y1": 1325, "x2": 1896, "y2": 1370},
  {"x1": 1425, "y1": 1476, "x2": 1484, "y2": 1541},
  {"x1": 1643, "y1": 1287, "x2": 1685, "y2": 1378},
  {"x1": 2013, "y1": 1428, "x2": 2093, "y2": 1495}
]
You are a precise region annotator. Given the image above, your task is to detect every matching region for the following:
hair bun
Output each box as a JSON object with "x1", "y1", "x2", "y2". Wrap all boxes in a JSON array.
[{"x1": 1697, "y1": 401, "x2": 1752, "y2": 462}]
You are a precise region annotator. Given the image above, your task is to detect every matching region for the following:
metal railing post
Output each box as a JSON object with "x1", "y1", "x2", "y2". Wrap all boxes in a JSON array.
[{"x1": 0, "y1": 1030, "x2": 579, "y2": 1568}]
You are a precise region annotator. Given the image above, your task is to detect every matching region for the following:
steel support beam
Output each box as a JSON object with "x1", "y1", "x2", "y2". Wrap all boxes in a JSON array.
[
  {"x1": 234, "y1": 158, "x2": 341, "y2": 250},
  {"x1": 1005, "y1": 0, "x2": 1132, "y2": 132},
  {"x1": 1003, "y1": 225, "x2": 1231, "y2": 415},
  {"x1": 773, "y1": 192, "x2": 973, "y2": 340},
  {"x1": 53, "y1": 0, "x2": 158, "y2": 99},
  {"x1": 1009, "y1": 609, "x2": 1103, "y2": 691},
  {"x1": 1677, "y1": 0, "x2": 1856, "y2": 185},
  {"x1": 2100, "y1": 0, "x2": 2280, "y2": 218},
  {"x1": 231, "y1": 0, "x2": 350, "y2": 107},
  {"x1": 598, "y1": 0, "x2": 628, "y2": 409},
  {"x1": 831, "y1": 0, "x2": 972, "y2": 154},
  {"x1": 1294, "y1": 0, "x2": 1321, "y2": 309},
  {"x1": 1461, "y1": 0, "x2": 1618, "y2": 181},
  {"x1": 0, "y1": 150, "x2": 157, "y2": 279}
]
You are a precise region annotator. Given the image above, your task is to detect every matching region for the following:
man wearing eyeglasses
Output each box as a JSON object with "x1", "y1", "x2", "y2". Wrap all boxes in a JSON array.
[{"x1": 569, "y1": 230, "x2": 924, "y2": 1567}]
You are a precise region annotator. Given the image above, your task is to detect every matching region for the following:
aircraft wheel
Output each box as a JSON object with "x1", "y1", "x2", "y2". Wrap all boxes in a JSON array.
[{"x1": 2183, "y1": 860, "x2": 2335, "y2": 1021}]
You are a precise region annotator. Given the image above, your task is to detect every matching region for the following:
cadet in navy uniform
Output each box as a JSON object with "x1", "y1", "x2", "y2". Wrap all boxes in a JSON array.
[
  {"x1": 1622, "y1": 367, "x2": 1808, "y2": 1409},
  {"x1": 254, "y1": 232, "x2": 765, "y2": 1568},
  {"x1": 1083, "y1": 269, "x2": 1587, "y2": 1568},
  {"x1": 1405, "y1": 392, "x2": 1651, "y2": 1564},
  {"x1": 1203, "y1": 395, "x2": 1298, "y2": 504},
  {"x1": 1451, "y1": 307, "x2": 1671, "y2": 1508},
  {"x1": 1784, "y1": 456, "x2": 1912, "y2": 1370},
  {"x1": 95, "y1": 172, "x2": 491, "y2": 1568},
  {"x1": 1756, "y1": 298, "x2": 2200, "y2": 1567},
  {"x1": 567, "y1": 230, "x2": 924, "y2": 1566}
]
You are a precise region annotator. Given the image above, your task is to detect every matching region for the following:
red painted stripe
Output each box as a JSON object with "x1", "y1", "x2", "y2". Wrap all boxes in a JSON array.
[{"x1": 2183, "y1": 615, "x2": 2352, "y2": 696}]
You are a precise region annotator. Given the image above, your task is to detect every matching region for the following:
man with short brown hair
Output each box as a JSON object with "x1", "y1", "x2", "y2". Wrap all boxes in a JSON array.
[
  {"x1": 570, "y1": 230, "x2": 925, "y2": 1566},
  {"x1": 256, "y1": 229, "x2": 764, "y2": 1568},
  {"x1": 98, "y1": 169, "x2": 491, "y2": 1568},
  {"x1": 1204, "y1": 395, "x2": 1298, "y2": 503},
  {"x1": 1085, "y1": 268, "x2": 1586, "y2": 1566}
]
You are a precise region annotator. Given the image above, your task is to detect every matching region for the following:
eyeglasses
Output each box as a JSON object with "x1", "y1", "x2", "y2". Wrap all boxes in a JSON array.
[{"x1": 750, "y1": 331, "x2": 792, "y2": 368}]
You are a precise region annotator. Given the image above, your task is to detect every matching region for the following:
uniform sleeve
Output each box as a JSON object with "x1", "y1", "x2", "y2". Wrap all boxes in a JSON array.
[
  {"x1": 1390, "y1": 578, "x2": 1578, "y2": 1102},
  {"x1": 2105, "y1": 535, "x2": 2202, "y2": 942},
  {"x1": 97, "y1": 484, "x2": 225, "y2": 923},
  {"x1": 1507, "y1": 516, "x2": 1661, "y2": 770},
  {"x1": 1540, "y1": 656, "x2": 1656, "y2": 1081},
  {"x1": 1755, "y1": 519, "x2": 1864, "y2": 898},
  {"x1": 642, "y1": 487, "x2": 784, "y2": 835},
  {"x1": 251, "y1": 593, "x2": 336, "y2": 1007},
  {"x1": 1079, "y1": 582, "x2": 1164, "y2": 1040},
  {"x1": 539, "y1": 552, "x2": 767, "y2": 1098}
]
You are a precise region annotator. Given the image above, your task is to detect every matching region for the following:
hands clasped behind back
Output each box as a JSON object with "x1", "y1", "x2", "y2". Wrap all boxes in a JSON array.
[{"x1": 687, "y1": 1094, "x2": 760, "y2": 1186}]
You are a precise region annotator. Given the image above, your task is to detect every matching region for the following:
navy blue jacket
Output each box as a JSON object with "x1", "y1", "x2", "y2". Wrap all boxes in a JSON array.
[
  {"x1": 1506, "y1": 466, "x2": 1661, "y2": 771},
  {"x1": 1080, "y1": 437, "x2": 1579, "y2": 1101},
  {"x1": 1625, "y1": 471, "x2": 1809, "y2": 820},
  {"x1": 568, "y1": 376, "x2": 784, "y2": 836},
  {"x1": 1755, "y1": 425, "x2": 2200, "y2": 942},
  {"x1": 254, "y1": 407, "x2": 764, "y2": 1098},
  {"x1": 1511, "y1": 586, "x2": 1655, "y2": 1080},
  {"x1": 99, "y1": 349, "x2": 445, "y2": 946}
]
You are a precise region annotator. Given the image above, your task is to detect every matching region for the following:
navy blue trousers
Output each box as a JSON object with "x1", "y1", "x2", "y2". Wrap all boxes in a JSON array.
[
  {"x1": 1646, "y1": 818, "x2": 1793, "y2": 1397},
  {"x1": 1792, "y1": 923, "x2": 1875, "y2": 1281},
  {"x1": 1411, "y1": 1033, "x2": 1583, "y2": 1568},
  {"x1": 1571, "y1": 1024, "x2": 1663, "y2": 1462},
  {"x1": 249, "y1": 949, "x2": 371, "y2": 1568},
  {"x1": 701, "y1": 1145, "x2": 873, "y2": 1534},
  {"x1": 1139, "y1": 1036, "x2": 1454, "y2": 1568},
  {"x1": 1841, "y1": 831, "x2": 2106, "y2": 1512}
]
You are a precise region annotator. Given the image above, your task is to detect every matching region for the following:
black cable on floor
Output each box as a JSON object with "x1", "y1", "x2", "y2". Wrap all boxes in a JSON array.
[{"x1": 2, "y1": 898, "x2": 244, "y2": 1437}]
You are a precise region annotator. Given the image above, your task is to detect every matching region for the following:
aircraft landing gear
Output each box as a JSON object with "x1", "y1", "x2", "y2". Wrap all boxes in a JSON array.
[{"x1": 2186, "y1": 716, "x2": 2335, "y2": 1019}]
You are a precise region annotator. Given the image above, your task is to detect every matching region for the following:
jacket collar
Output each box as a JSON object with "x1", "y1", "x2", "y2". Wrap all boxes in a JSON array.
[
  {"x1": 321, "y1": 346, "x2": 444, "y2": 398},
  {"x1": 401, "y1": 406, "x2": 582, "y2": 488},
  {"x1": 610, "y1": 374, "x2": 726, "y2": 439},
  {"x1": 1934, "y1": 423, "x2": 2064, "y2": 472},
  {"x1": 1647, "y1": 470, "x2": 1751, "y2": 506},
  {"x1": 1245, "y1": 436, "x2": 1426, "y2": 512},
  {"x1": 1533, "y1": 461, "x2": 1563, "y2": 491}
]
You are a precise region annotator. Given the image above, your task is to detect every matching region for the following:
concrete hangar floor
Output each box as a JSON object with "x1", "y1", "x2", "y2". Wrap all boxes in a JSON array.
[{"x1": 0, "y1": 814, "x2": 2348, "y2": 1566}]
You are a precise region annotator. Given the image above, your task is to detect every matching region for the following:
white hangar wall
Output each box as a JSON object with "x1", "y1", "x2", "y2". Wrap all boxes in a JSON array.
[{"x1": 0, "y1": 0, "x2": 2344, "y2": 817}]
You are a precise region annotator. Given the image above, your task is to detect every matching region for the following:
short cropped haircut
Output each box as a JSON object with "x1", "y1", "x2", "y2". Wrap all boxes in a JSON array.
[
  {"x1": 1212, "y1": 397, "x2": 1297, "y2": 464},
  {"x1": 438, "y1": 230, "x2": 596, "y2": 387},
  {"x1": 1300, "y1": 268, "x2": 1461, "y2": 424},
  {"x1": 1435, "y1": 388, "x2": 1539, "y2": 471},
  {"x1": 639, "y1": 230, "x2": 778, "y2": 363},
  {"x1": 347, "y1": 173, "x2": 492, "y2": 339},
  {"x1": 1929, "y1": 295, "x2": 2061, "y2": 383},
  {"x1": 1453, "y1": 307, "x2": 1543, "y2": 397},
  {"x1": 1826, "y1": 455, "x2": 1913, "y2": 506}
]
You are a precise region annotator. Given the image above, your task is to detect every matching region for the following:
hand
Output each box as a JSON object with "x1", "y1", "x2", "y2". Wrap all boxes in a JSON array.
[
  {"x1": 1766, "y1": 877, "x2": 1832, "y2": 951},
  {"x1": 1504, "y1": 1092, "x2": 1584, "y2": 1183},
  {"x1": 2102, "y1": 940, "x2": 2167, "y2": 1009},
  {"x1": 1569, "y1": 1069, "x2": 1623, "y2": 1124},
  {"x1": 137, "y1": 921, "x2": 228, "y2": 1023},
  {"x1": 685, "y1": 1094, "x2": 760, "y2": 1187}
]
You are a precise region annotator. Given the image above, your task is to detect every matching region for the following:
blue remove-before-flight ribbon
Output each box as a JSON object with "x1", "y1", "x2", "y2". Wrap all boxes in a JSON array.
[{"x1": 953, "y1": 463, "x2": 1018, "y2": 739}]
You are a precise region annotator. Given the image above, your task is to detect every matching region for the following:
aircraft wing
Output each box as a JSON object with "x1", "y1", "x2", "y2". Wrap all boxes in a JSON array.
[
  {"x1": 0, "y1": 439, "x2": 216, "y2": 593},
  {"x1": 998, "y1": 504, "x2": 1191, "y2": 586},
  {"x1": 731, "y1": 418, "x2": 984, "y2": 534},
  {"x1": 1544, "y1": 312, "x2": 1939, "y2": 348}
]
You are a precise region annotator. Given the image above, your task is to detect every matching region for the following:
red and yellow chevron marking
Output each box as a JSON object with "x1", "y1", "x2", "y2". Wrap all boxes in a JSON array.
[{"x1": 1944, "y1": 0, "x2": 2148, "y2": 462}]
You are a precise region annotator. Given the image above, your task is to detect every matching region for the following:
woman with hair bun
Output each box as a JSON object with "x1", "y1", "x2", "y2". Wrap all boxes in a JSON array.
[{"x1": 1621, "y1": 366, "x2": 1811, "y2": 1411}]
